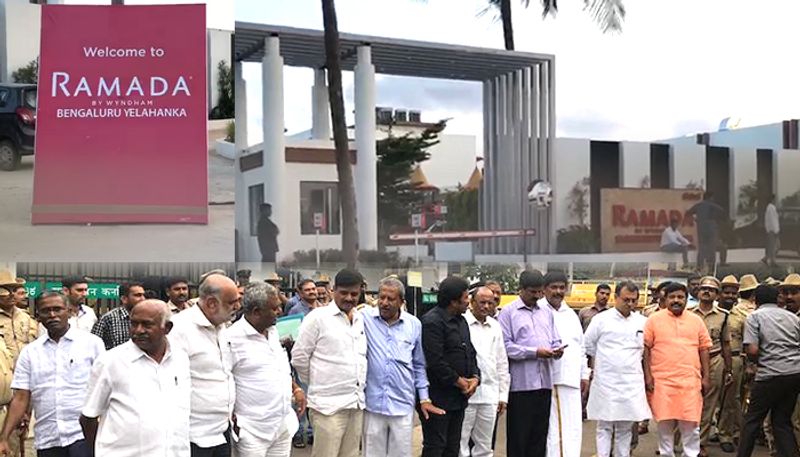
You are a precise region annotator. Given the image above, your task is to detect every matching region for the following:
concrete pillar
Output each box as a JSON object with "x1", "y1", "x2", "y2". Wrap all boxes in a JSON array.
[
  {"x1": 729, "y1": 147, "x2": 757, "y2": 220},
  {"x1": 262, "y1": 36, "x2": 286, "y2": 259},
  {"x1": 670, "y1": 144, "x2": 706, "y2": 189},
  {"x1": 234, "y1": 61, "x2": 248, "y2": 259},
  {"x1": 234, "y1": 61, "x2": 249, "y2": 150},
  {"x1": 620, "y1": 141, "x2": 651, "y2": 188},
  {"x1": 311, "y1": 69, "x2": 331, "y2": 140},
  {"x1": 354, "y1": 45, "x2": 378, "y2": 251}
]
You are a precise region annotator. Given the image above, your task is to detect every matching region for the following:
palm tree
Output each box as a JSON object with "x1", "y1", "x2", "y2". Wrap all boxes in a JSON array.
[
  {"x1": 321, "y1": 0, "x2": 360, "y2": 269},
  {"x1": 487, "y1": 0, "x2": 626, "y2": 50}
]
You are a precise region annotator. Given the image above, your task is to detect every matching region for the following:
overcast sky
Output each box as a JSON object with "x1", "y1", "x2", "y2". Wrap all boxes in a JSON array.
[
  {"x1": 63, "y1": 0, "x2": 233, "y2": 30},
  {"x1": 236, "y1": 0, "x2": 800, "y2": 150}
]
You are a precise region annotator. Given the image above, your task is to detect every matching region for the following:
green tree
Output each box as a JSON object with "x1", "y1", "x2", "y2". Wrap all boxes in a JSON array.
[
  {"x1": 210, "y1": 60, "x2": 234, "y2": 119},
  {"x1": 12, "y1": 58, "x2": 38, "y2": 84},
  {"x1": 485, "y1": 0, "x2": 626, "y2": 51},
  {"x1": 463, "y1": 263, "x2": 520, "y2": 292},
  {"x1": 442, "y1": 188, "x2": 479, "y2": 231},
  {"x1": 322, "y1": 0, "x2": 359, "y2": 268},
  {"x1": 377, "y1": 122, "x2": 445, "y2": 247}
]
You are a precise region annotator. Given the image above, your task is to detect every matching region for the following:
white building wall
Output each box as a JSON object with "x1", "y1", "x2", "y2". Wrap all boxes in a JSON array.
[
  {"x1": 776, "y1": 149, "x2": 800, "y2": 204},
  {"x1": 283, "y1": 162, "x2": 343, "y2": 259},
  {"x1": 670, "y1": 143, "x2": 706, "y2": 189},
  {"x1": 619, "y1": 141, "x2": 651, "y2": 188},
  {"x1": 420, "y1": 134, "x2": 477, "y2": 189},
  {"x1": 207, "y1": 28, "x2": 232, "y2": 114},
  {"x1": 0, "y1": 0, "x2": 40, "y2": 82},
  {"x1": 729, "y1": 147, "x2": 757, "y2": 219},
  {"x1": 551, "y1": 138, "x2": 591, "y2": 235}
]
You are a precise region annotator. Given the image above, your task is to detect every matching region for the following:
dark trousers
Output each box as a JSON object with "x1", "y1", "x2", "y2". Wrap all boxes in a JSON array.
[
  {"x1": 420, "y1": 407, "x2": 466, "y2": 457},
  {"x1": 37, "y1": 439, "x2": 91, "y2": 457},
  {"x1": 737, "y1": 373, "x2": 800, "y2": 457},
  {"x1": 191, "y1": 429, "x2": 232, "y2": 457},
  {"x1": 507, "y1": 389, "x2": 551, "y2": 457}
]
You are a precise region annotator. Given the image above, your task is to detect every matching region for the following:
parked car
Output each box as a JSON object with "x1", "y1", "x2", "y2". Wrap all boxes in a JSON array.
[{"x1": 0, "y1": 83, "x2": 36, "y2": 171}]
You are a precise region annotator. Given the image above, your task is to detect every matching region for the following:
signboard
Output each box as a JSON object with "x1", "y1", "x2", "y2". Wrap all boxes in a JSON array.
[
  {"x1": 43, "y1": 282, "x2": 119, "y2": 299},
  {"x1": 411, "y1": 214, "x2": 424, "y2": 229},
  {"x1": 24, "y1": 284, "x2": 41, "y2": 298},
  {"x1": 422, "y1": 293, "x2": 436, "y2": 304},
  {"x1": 32, "y1": 5, "x2": 208, "y2": 224},
  {"x1": 407, "y1": 271, "x2": 423, "y2": 288},
  {"x1": 600, "y1": 188, "x2": 702, "y2": 253},
  {"x1": 313, "y1": 212, "x2": 324, "y2": 229}
]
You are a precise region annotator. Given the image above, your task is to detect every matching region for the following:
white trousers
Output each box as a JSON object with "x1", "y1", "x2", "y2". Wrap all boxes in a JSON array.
[
  {"x1": 657, "y1": 420, "x2": 700, "y2": 457},
  {"x1": 596, "y1": 420, "x2": 634, "y2": 457},
  {"x1": 362, "y1": 411, "x2": 413, "y2": 457},
  {"x1": 546, "y1": 385, "x2": 582, "y2": 457},
  {"x1": 459, "y1": 403, "x2": 497, "y2": 457},
  {"x1": 233, "y1": 422, "x2": 292, "y2": 457}
]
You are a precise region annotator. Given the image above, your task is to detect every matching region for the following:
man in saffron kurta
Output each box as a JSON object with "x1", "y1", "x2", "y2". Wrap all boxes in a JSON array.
[{"x1": 644, "y1": 282, "x2": 712, "y2": 457}]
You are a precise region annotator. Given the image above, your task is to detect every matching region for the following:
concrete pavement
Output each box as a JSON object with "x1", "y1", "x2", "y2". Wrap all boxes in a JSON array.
[
  {"x1": 288, "y1": 413, "x2": 773, "y2": 457},
  {"x1": 0, "y1": 129, "x2": 234, "y2": 262}
]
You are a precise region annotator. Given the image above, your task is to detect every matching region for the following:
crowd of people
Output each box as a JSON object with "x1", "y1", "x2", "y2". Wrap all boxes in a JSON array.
[{"x1": 0, "y1": 267, "x2": 798, "y2": 457}]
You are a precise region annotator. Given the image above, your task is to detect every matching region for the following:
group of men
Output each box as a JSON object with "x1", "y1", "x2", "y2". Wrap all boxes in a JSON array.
[
  {"x1": 659, "y1": 192, "x2": 783, "y2": 271},
  {"x1": 1, "y1": 266, "x2": 799, "y2": 457},
  {"x1": 578, "y1": 271, "x2": 800, "y2": 457}
]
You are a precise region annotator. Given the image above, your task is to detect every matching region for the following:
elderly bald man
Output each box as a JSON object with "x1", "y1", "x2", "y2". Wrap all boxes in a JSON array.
[
  {"x1": 81, "y1": 299, "x2": 191, "y2": 457},
  {"x1": 170, "y1": 273, "x2": 241, "y2": 457}
]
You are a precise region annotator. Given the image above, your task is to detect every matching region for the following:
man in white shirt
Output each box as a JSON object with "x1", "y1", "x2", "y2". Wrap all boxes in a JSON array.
[
  {"x1": 763, "y1": 194, "x2": 780, "y2": 266},
  {"x1": 584, "y1": 281, "x2": 651, "y2": 457},
  {"x1": 660, "y1": 217, "x2": 692, "y2": 265},
  {"x1": 0, "y1": 291, "x2": 105, "y2": 457},
  {"x1": 165, "y1": 277, "x2": 192, "y2": 313},
  {"x1": 541, "y1": 271, "x2": 590, "y2": 457},
  {"x1": 291, "y1": 269, "x2": 367, "y2": 457},
  {"x1": 80, "y1": 299, "x2": 191, "y2": 457},
  {"x1": 169, "y1": 273, "x2": 241, "y2": 457},
  {"x1": 61, "y1": 276, "x2": 98, "y2": 332},
  {"x1": 227, "y1": 282, "x2": 306, "y2": 457},
  {"x1": 459, "y1": 286, "x2": 510, "y2": 457}
]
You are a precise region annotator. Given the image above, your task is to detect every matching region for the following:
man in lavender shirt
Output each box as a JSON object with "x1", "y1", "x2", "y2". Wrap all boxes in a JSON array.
[{"x1": 497, "y1": 270, "x2": 564, "y2": 457}]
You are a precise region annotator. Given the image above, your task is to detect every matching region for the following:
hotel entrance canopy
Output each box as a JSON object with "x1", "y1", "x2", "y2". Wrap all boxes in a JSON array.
[{"x1": 234, "y1": 22, "x2": 557, "y2": 255}]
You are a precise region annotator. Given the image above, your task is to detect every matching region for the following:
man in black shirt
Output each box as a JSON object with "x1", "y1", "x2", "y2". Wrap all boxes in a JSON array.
[
  {"x1": 686, "y1": 191, "x2": 725, "y2": 272},
  {"x1": 420, "y1": 276, "x2": 481, "y2": 457}
]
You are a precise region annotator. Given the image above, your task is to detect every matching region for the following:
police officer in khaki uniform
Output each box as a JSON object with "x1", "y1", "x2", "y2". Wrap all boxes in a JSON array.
[
  {"x1": 0, "y1": 274, "x2": 38, "y2": 365},
  {"x1": 0, "y1": 272, "x2": 32, "y2": 457},
  {"x1": 716, "y1": 275, "x2": 748, "y2": 453},
  {"x1": 778, "y1": 274, "x2": 800, "y2": 448},
  {"x1": 692, "y1": 276, "x2": 732, "y2": 457}
]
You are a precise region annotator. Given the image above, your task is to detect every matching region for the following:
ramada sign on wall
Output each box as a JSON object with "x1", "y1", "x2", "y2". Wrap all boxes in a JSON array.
[{"x1": 32, "y1": 4, "x2": 208, "y2": 224}]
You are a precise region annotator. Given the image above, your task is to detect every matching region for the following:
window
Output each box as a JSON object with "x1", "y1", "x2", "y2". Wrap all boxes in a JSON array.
[
  {"x1": 300, "y1": 182, "x2": 340, "y2": 235},
  {"x1": 248, "y1": 184, "x2": 264, "y2": 236}
]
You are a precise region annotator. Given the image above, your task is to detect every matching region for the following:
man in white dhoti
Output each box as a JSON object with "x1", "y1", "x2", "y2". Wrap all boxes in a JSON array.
[
  {"x1": 459, "y1": 286, "x2": 510, "y2": 457},
  {"x1": 540, "y1": 272, "x2": 590, "y2": 457},
  {"x1": 584, "y1": 280, "x2": 652, "y2": 457}
]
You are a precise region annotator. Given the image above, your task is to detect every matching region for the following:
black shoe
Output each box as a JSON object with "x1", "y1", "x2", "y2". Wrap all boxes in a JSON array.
[
  {"x1": 307, "y1": 435, "x2": 314, "y2": 445},
  {"x1": 721, "y1": 442, "x2": 736, "y2": 453},
  {"x1": 711, "y1": 434, "x2": 720, "y2": 443},
  {"x1": 292, "y1": 435, "x2": 306, "y2": 449}
]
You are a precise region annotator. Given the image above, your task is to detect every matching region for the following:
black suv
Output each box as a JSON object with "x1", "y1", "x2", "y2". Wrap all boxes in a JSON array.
[{"x1": 0, "y1": 83, "x2": 36, "y2": 171}]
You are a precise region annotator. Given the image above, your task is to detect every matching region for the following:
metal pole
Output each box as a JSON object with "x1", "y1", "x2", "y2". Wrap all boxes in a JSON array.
[
  {"x1": 414, "y1": 229, "x2": 420, "y2": 265},
  {"x1": 315, "y1": 229, "x2": 321, "y2": 271},
  {"x1": 523, "y1": 231, "x2": 528, "y2": 267}
]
